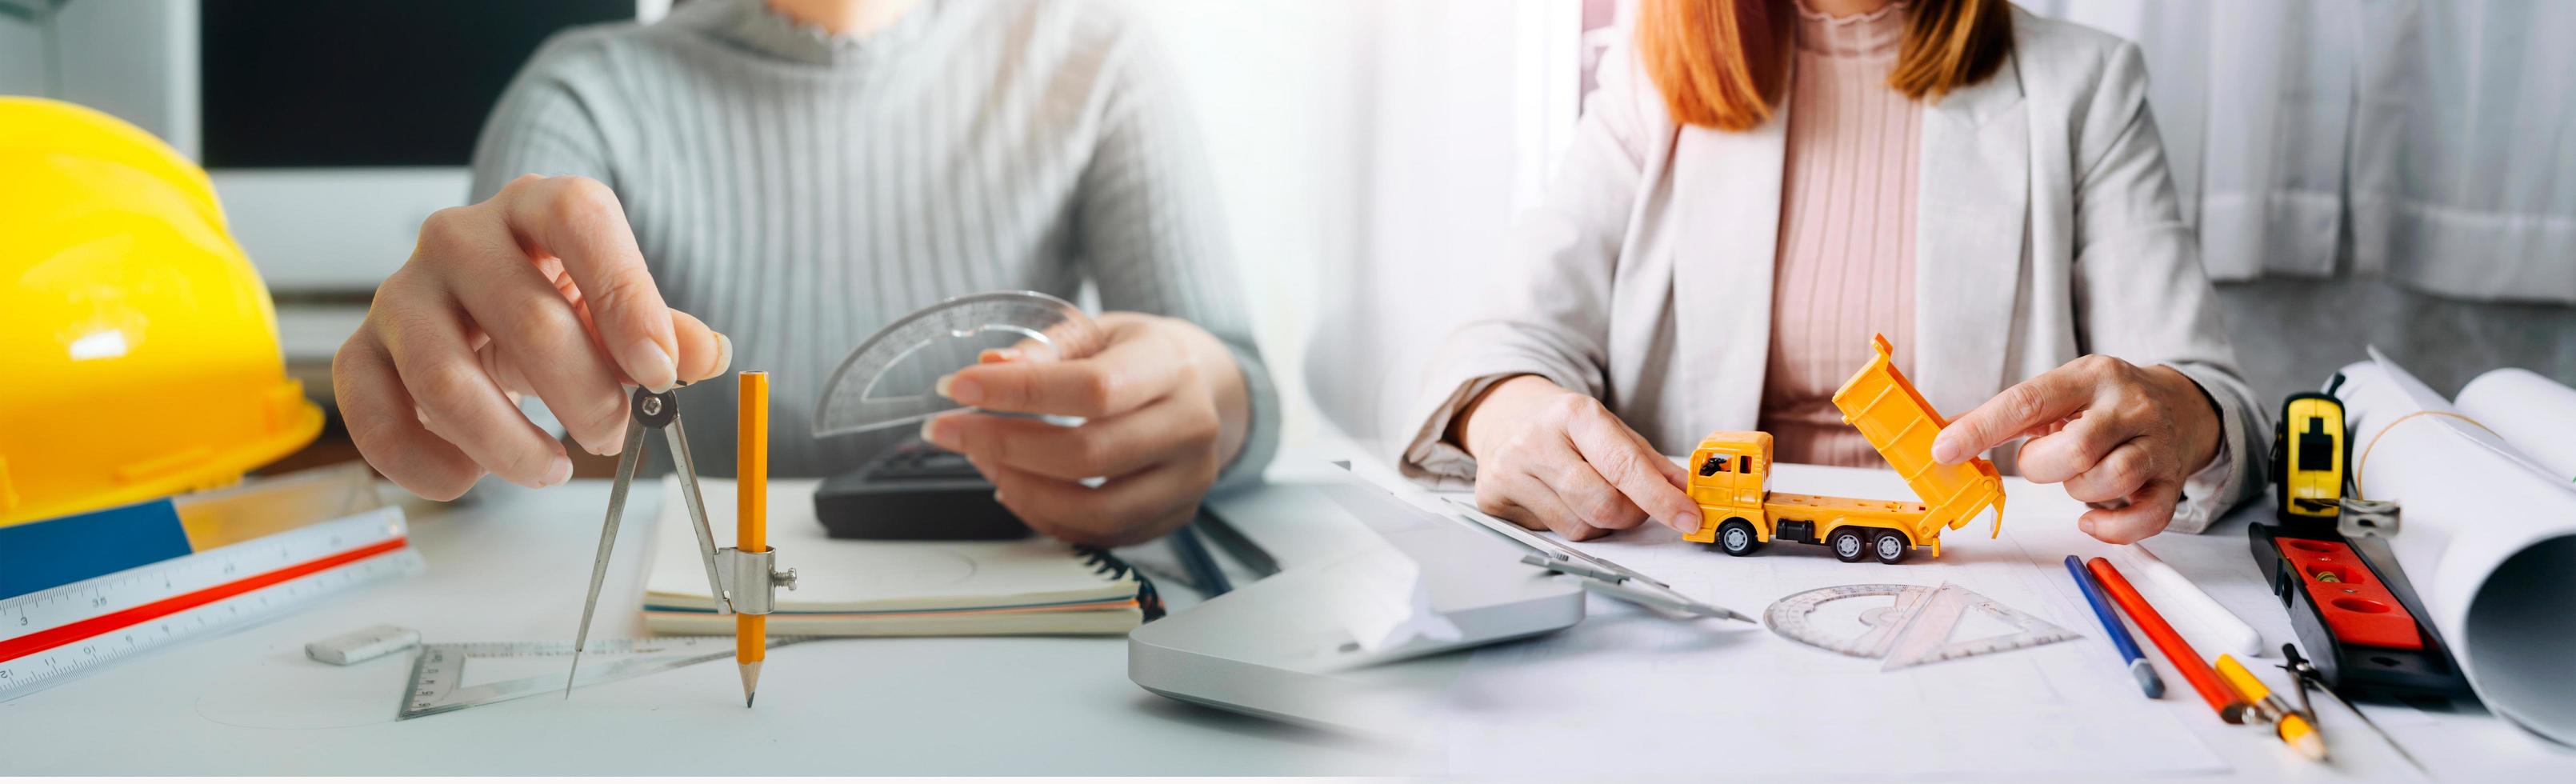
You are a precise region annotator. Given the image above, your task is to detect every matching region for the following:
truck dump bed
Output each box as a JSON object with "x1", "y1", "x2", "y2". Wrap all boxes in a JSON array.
[{"x1": 1830, "y1": 335, "x2": 2007, "y2": 537}]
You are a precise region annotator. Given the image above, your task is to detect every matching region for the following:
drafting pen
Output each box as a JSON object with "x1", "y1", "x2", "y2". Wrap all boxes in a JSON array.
[
  {"x1": 737, "y1": 370, "x2": 769, "y2": 707},
  {"x1": 2086, "y1": 557, "x2": 2250, "y2": 723},
  {"x1": 1168, "y1": 518, "x2": 1233, "y2": 597},
  {"x1": 2063, "y1": 555, "x2": 2164, "y2": 698},
  {"x1": 2217, "y1": 654, "x2": 2328, "y2": 762}
]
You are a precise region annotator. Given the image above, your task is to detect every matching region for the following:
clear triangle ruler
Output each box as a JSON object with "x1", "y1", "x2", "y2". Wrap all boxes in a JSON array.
[
  {"x1": 399, "y1": 636, "x2": 813, "y2": 720},
  {"x1": 1763, "y1": 582, "x2": 2078, "y2": 670}
]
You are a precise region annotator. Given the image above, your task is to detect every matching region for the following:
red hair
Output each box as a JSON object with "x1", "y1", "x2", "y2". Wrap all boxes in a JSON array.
[{"x1": 1637, "y1": 0, "x2": 2013, "y2": 131}]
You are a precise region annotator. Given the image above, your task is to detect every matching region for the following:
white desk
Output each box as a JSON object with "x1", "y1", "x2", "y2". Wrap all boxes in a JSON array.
[
  {"x1": 1358, "y1": 461, "x2": 2576, "y2": 782},
  {"x1": 0, "y1": 479, "x2": 1393, "y2": 776},
  {"x1": 5, "y1": 455, "x2": 2572, "y2": 778}
]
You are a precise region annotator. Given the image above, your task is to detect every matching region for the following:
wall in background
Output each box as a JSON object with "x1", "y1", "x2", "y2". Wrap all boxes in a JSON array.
[
  {"x1": 0, "y1": 10, "x2": 42, "y2": 94},
  {"x1": 2217, "y1": 279, "x2": 2576, "y2": 402},
  {"x1": 1132, "y1": 0, "x2": 1578, "y2": 450}
]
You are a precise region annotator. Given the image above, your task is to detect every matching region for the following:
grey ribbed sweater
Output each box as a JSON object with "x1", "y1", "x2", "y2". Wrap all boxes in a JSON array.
[{"x1": 470, "y1": 0, "x2": 1277, "y2": 482}]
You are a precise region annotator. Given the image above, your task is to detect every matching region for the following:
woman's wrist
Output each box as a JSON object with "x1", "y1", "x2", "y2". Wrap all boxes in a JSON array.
[
  {"x1": 1158, "y1": 314, "x2": 1252, "y2": 467},
  {"x1": 1450, "y1": 374, "x2": 1554, "y2": 458},
  {"x1": 2148, "y1": 364, "x2": 2225, "y2": 474}
]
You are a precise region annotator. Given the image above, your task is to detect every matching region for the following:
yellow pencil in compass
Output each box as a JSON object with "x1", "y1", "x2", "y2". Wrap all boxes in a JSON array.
[
  {"x1": 2218, "y1": 654, "x2": 2326, "y2": 762},
  {"x1": 737, "y1": 370, "x2": 770, "y2": 706},
  {"x1": 568, "y1": 378, "x2": 794, "y2": 706}
]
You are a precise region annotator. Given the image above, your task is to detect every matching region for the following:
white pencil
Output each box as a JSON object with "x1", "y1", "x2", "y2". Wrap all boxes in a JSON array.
[{"x1": 2132, "y1": 542, "x2": 2266, "y2": 658}]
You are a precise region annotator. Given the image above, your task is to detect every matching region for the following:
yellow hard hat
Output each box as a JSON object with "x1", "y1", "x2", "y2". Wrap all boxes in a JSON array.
[{"x1": 0, "y1": 97, "x2": 322, "y2": 528}]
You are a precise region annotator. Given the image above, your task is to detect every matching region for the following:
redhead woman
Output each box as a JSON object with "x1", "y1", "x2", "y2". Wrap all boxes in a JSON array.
[{"x1": 1401, "y1": 0, "x2": 2266, "y2": 545}]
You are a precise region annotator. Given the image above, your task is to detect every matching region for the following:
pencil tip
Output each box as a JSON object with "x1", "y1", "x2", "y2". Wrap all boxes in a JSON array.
[
  {"x1": 2294, "y1": 732, "x2": 2328, "y2": 762},
  {"x1": 738, "y1": 661, "x2": 763, "y2": 708}
]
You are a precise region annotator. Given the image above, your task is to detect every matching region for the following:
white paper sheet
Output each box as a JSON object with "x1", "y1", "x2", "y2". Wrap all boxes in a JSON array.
[
  {"x1": 2336, "y1": 353, "x2": 2576, "y2": 744},
  {"x1": 1419, "y1": 500, "x2": 2230, "y2": 778},
  {"x1": 2454, "y1": 367, "x2": 2576, "y2": 483}
]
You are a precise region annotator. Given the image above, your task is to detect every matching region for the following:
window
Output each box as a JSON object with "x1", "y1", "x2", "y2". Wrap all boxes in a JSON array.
[
  {"x1": 1700, "y1": 454, "x2": 1731, "y2": 475},
  {"x1": 1740, "y1": 456, "x2": 1753, "y2": 474}
]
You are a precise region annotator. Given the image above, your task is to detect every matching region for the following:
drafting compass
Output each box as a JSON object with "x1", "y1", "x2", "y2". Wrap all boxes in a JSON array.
[{"x1": 566, "y1": 383, "x2": 798, "y2": 699}]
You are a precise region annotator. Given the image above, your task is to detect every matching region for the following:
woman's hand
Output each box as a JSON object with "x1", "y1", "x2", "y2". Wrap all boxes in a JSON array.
[
  {"x1": 1931, "y1": 355, "x2": 2222, "y2": 543},
  {"x1": 1454, "y1": 376, "x2": 1702, "y2": 541},
  {"x1": 918, "y1": 313, "x2": 1250, "y2": 547},
  {"x1": 334, "y1": 174, "x2": 730, "y2": 500}
]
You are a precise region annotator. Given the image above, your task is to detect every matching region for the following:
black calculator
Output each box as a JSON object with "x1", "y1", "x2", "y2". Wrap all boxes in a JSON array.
[{"x1": 811, "y1": 439, "x2": 1032, "y2": 540}]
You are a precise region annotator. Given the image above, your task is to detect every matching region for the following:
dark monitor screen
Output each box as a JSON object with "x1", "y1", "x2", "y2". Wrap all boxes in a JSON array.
[{"x1": 200, "y1": 0, "x2": 637, "y2": 169}]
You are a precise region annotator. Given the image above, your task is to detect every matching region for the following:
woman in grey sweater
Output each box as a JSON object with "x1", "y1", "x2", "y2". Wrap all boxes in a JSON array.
[{"x1": 332, "y1": 0, "x2": 1277, "y2": 546}]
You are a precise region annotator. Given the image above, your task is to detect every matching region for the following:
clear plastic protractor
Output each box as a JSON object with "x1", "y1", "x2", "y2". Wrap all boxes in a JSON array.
[{"x1": 812, "y1": 290, "x2": 1104, "y2": 436}]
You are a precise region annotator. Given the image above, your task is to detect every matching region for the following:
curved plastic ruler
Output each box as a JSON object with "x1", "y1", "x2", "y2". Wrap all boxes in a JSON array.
[
  {"x1": 1763, "y1": 582, "x2": 2078, "y2": 669},
  {"x1": 812, "y1": 291, "x2": 1102, "y2": 437}
]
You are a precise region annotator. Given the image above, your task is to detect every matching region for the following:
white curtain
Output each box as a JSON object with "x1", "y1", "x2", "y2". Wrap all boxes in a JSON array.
[{"x1": 2028, "y1": 0, "x2": 2576, "y2": 303}]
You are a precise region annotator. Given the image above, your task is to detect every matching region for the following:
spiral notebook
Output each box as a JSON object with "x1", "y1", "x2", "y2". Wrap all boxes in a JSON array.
[{"x1": 640, "y1": 477, "x2": 1158, "y2": 636}]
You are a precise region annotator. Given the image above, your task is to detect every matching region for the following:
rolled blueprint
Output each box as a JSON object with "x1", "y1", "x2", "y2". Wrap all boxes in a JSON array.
[
  {"x1": 2338, "y1": 352, "x2": 2576, "y2": 744},
  {"x1": 2455, "y1": 367, "x2": 2576, "y2": 483}
]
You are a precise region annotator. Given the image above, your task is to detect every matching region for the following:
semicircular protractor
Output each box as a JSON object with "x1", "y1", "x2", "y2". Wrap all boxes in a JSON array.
[{"x1": 812, "y1": 290, "x2": 1103, "y2": 437}]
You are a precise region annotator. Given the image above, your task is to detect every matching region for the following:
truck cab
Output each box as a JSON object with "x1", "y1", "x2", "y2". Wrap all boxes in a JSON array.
[{"x1": 1686, "y1": 431, "x2": 1771, "y2": 519}]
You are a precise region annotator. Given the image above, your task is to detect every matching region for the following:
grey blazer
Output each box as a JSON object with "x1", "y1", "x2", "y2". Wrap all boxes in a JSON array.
[{"x1": 1399, "y1": 9, "x2": 2267, "y2": 534}]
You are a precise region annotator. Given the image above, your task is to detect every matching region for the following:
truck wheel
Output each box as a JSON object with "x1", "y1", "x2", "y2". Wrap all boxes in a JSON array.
[
  {"x1": 1872, "y1": 530, "x2": 1910, "y2": 564},
  {"x1": 1717, "y1": 519, "x2": 1760, "y2": 556},
  {"x1": 1830, "y1": 529, "x2": 1867, "y2": 562}
]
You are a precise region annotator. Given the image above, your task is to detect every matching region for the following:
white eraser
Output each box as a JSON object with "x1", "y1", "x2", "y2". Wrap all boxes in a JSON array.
[{"x1": 306, "y1": 624, "x2": 421, "y2": 665}]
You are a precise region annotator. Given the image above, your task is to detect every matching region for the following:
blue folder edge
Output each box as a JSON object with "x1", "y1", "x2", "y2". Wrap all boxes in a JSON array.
[{"x1": 0, "y1": 498, "x2": 193, "y2": 599}]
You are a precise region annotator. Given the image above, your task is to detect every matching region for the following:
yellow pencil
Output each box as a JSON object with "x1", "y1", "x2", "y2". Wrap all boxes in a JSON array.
[
  {"x1": 2217, "y1": 654, "x2": 2326, "y2": 762},
  {"x1": 736, "y1": 370, "x2": 768, "y2": 707}
]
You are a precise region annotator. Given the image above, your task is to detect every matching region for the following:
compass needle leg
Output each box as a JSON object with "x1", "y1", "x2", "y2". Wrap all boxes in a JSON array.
[
  {"x1": 666, "y1": 420, "x2": 730, "y2": 607},
  {"x1": 568, "y1": 422, "x2": 650, "y2": 698}
]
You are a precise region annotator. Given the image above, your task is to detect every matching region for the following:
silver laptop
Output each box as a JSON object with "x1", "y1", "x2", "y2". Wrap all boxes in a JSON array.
[{"x1": 1128, "y1": 480, "x2": 1585, "y2": 734}]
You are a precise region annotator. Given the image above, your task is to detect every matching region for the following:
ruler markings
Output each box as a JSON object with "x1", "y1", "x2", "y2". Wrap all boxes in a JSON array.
[{"x1": 0, "y1": 509, "x2": 419, "y2": 702}]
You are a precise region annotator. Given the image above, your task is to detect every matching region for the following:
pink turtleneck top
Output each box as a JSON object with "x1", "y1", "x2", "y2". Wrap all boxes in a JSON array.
[{"x1": 1757, "y1": 0, "x2": 1922, "y2": 467}]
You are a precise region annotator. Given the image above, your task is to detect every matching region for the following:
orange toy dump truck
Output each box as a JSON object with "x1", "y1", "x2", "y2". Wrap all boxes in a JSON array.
[{"x1": 1681, "y1": 335, "x2": 2006, "y2": 563}]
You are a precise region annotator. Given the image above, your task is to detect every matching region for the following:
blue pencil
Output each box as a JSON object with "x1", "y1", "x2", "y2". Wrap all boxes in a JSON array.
[{"x1": 2066, "y1": 554, "x2": 2166, "y2": 698}]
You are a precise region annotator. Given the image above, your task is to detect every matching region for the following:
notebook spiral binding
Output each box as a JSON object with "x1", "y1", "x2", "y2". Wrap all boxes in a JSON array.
[{"x1": 1076, "y1": 546, "x2": 1165, "y2": 622}]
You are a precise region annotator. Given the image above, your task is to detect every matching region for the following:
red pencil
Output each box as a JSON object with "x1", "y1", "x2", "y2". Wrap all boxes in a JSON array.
[{"x1": 2086, "y1": 557, "x2": 2248, "y2": 722}]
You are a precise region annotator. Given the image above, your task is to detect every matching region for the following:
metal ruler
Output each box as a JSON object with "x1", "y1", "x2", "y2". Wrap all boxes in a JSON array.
[
  {"x1": 0, "y1": 506, "x2": 420, "y2": 703},
  {"x1": 401, "y1": 636, "x2": 814, "y2": 720},
  {"x1": 1764, "y1": 582, "x2": 2078, "y2": 670}
]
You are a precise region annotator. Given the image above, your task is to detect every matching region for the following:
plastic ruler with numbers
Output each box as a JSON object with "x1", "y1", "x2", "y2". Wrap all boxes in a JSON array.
[{"x1": 0, "y1": 506, "x2": 422, "y2": 702}]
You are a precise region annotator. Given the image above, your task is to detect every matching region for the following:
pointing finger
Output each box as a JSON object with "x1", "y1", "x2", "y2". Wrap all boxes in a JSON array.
[{"x1": 1934, "y1": 363, "x2": 2097, "y2": 464}]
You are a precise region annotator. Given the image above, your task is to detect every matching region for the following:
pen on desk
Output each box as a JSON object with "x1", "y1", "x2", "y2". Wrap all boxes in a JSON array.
[
  {"x1": 2086, "y1": 557, "x2": 2250, "y2": 724},
  {"x1": 2064, "y1": 555, "x2": 2165, "y2": 698},
  {"x1": 2218, "y1": 654, "x2": 2328, "y2": 762},
  {"x1": 1168, "y1": 518, "x2": 1232, "y2": 597},
  {"x1": 1192, "y1": 507, "x2": 1280, "y2": 579},
  {"x1": 737, "y1": 370, "x2": 769, "y2": 708}
]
